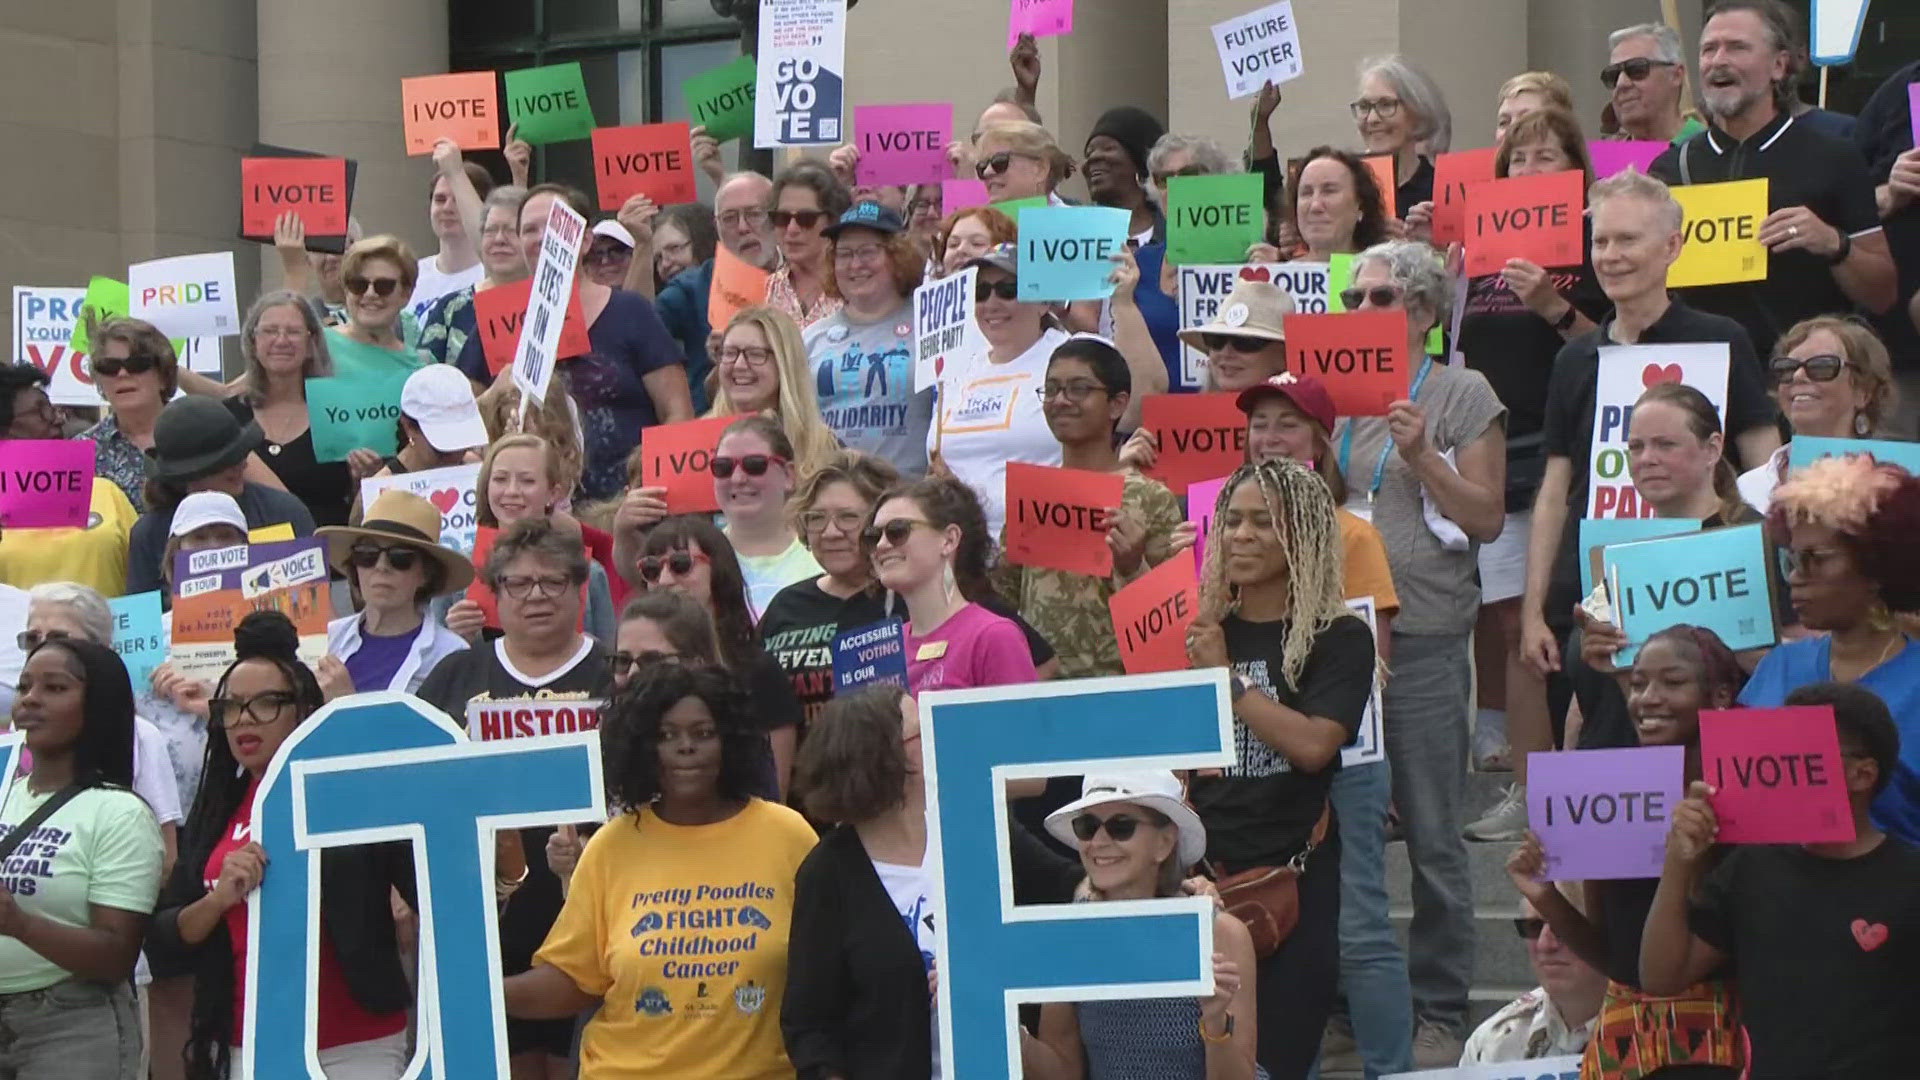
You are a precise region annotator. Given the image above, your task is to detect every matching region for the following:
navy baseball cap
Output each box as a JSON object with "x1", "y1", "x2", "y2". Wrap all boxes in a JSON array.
[{"x1": 823, "y1": 201, "x2": 906, "y2": 239}]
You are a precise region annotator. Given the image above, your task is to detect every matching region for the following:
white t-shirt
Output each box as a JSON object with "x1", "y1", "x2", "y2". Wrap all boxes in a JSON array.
[
  {"x1": 929, "y1": 327, "x2": 1069, "y2": 540},
  {"x1": 408, "y1": 254, "x2": 486, "y2": 324},
  {"x1": 734, "y1": 535, "x2": 825, "y2": 623},
  {"x1": 871, "y1": 855, "x2": 941, "y2": 1080},
  {"x1": 0, "y1": 785, "x2": 162, "y2": 994}
]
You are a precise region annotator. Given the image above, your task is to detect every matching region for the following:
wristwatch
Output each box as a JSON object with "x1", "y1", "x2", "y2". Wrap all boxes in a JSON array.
[
  {"x1": 1551, "y1": 303, "x2": 1578, "y2": 332},
  {"x1": 1827, "y1": 229, "x2": 1853, "y2": 266},
  {"x1": 1230, "y1": 674, "x2": 1251, "y2": 703}
]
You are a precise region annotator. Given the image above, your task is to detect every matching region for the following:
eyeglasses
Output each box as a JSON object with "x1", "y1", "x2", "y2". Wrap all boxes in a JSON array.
[
  {"x1": 89, "y1": 354, "x2": 159, "y2": 378},
  {"x1": 976, "y1": 279, "x2": 1020, "y2": 302},
  {"x1": 861, "y1": 517, "x2": 936, "y2": 550},
  {"x1": 716, "y1": 208, "x2": 771, "y2": 230},
  {"x1": 906, "y1": 199, "x2": 940, "y2": 219},
  {"x1": 1349, "y1": 97, "x2": 1402, "y2": 120},
  {"x1": 343, "y1": 276, "x2": 401, "y2": 298},
  {"x1": 1202, "y1": 333, "x2": 1273, "y2": 354},
  {"x1": 1513, "y1": 917, "x2": 1546, "y2": 941},
  {"x1": 211, "y1": 691, "x2": 299, "y2": 729},
  {"x1": 495, "y1": 574, "x2": 574, "y2": 600},
  {"x1": 1038, "y1": 380, "x2": 1106, "y2": 403},
  {"x1": 1601, "y1": 57, "x2": 1678, "y2": 89},
  {"x1": 254, "y1": 326, "x2": 308, "y2": 340},
  {"x1": 1769, "y1": 354, "x2": 1856, "y2": 385},
  {"x1": 16, "y1": 628, "x2": 72, "y2": 653},
  {"x1": 718, "y1": 345, "x2": 776, "y2": 368},
  {"x1": 583, "y1": 246, "x2": 632, "y2": 267},
  {"x1": 608, "y1": 650, "x2": 677, "y2": 677},
  {"x1": 1151, "y1": 164, "x2": 1210, "y2": 185},
  {"x1": 974, "y1": 151, "x2": 1038, "y2": 180},
  {"x1": 1339, "y1": 285, "x2": 1404, "y2": 309},
  {"x1": 349, "y1": 542, "x2": 422, "y2": 572},
  {"x1": 638, "y1": 549, "x2": 710, "y2": 583},
  {"x1": 834, "y1": 243, "x2": 887, "y2": 265},
  {"x1": 1778, "y1": 546, "x2": 1846, "y2": 578},
  {"x1": 770, "y1": 210, "x2": 828, "y2": 230},
  {"x1": 799, "y1": 509, "x2": 867, "y2": 535},
  {"x1": 1070, "y1": 812, "x2": 1147, "y2": 843},
  {"x1": 711, "y1": 453, "x2": 787, "y2": 479}
]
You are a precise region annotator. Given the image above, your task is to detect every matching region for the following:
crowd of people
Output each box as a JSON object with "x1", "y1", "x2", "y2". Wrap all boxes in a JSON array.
[{"x1": 2, "y1": 0, "x2": 1920, "y2": 1077}]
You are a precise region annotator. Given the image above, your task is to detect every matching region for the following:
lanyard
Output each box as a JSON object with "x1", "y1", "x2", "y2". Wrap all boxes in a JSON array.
[{"x1": 1339, "y1": 356, "x2": 1434, "y2": 504}]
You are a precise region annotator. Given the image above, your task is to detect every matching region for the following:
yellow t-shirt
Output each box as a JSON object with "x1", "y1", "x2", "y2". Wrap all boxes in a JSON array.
[
  {"x1": 536, "y1": 798, "x2": 818, "y2": 1079},
  {"x1": 1339, "y1": 509, "x2": 1399, "y2": 617},
  {"x1": 0, "y1": 476, "x2": 137, "y2": 596}
]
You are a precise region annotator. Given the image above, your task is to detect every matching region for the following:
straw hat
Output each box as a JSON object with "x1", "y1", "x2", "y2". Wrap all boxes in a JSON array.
[
  {"x1": 313, "y1": 489, "x2": 474, "y2": 594},
  {"x1": 1176, "y1": 279, "x2": 1294, "y2": 350}
]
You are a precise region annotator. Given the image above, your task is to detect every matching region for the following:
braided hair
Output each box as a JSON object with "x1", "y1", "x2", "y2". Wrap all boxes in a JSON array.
[{"x1": 1196, "y1": 458, "x2": 1351, "y2": 690}]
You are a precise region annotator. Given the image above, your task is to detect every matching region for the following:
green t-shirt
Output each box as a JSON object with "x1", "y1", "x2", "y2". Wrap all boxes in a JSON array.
[
  {"x1": 0, "y1": 785, "x2": 162, "y2": 993},
  {"x1": 323, "y1": 327, "x2": 425, "y2": 385}
]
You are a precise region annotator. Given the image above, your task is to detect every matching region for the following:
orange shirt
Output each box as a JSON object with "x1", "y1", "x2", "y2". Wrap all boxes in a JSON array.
[{"x1": 1339, "y1": 509, "x2": 1399, "y2": 617}]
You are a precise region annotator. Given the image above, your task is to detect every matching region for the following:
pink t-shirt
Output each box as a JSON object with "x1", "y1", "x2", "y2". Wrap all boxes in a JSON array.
[{"x1": 905, "y1": 602, "x2": 1038, "y2": 692}]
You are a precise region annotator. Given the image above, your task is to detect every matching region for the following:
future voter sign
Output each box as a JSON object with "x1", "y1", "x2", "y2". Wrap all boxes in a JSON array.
[{"x1": 1210, "y1": 1, "x2": 1304, "y2": 99}]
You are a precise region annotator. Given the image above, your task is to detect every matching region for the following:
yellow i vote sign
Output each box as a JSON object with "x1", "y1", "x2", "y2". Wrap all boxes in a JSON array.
[{"x1": 1669, "y1": 178, "x2": 1769, "y2": 289}]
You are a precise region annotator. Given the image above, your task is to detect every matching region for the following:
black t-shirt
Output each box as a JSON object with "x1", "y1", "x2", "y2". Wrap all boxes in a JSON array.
[
  {"x1": 1853, "y1": 60, "x2": 1920, "y2": 371},
  {"x1": 224, "y1": 398, "x2": 355, "y2": 528},
  {"x1": 1691, "y1": 838, "x2": 1920, "y2": 1079},
  {"x1": 1539, "y1": 299, "x2": 1777, "y2": 629},
  {"x1": 1189, "y1": 613, "x2": 1373, "y2": 869},
  {"x1": 1396, "y1": 156, "x2": 1434, "y2": 219},
  {"x1": 1458, "y1": 222, "x2": 1611, "y2": 441},
  {"x1": 1650, "y1": 113, "x2": 1886, "y2": 360}
]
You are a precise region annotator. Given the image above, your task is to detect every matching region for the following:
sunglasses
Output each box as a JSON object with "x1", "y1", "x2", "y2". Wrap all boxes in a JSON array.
[
  {"x1": 16, "y1": 628, "x2": 73, "y2": 653},
  {"x1": 1769, "y1": 354, "x2": 1855, "y2": 385},
  {"x1": 90, "y1": 354, "x2": 159, "y2": 378},
  {"x1": 344, "y1": 276, "x2": 401, "y2": 298},
  {"x1": 1514, "y1": 917, "x2": 1546, "y2": 940},
  {"x1": 608, "y1": 650, "x2": 677, "y2": 676},
  {"x1": 974, "y1": 151, "x2": 1036, "y2": 179},
  {"x1": 860, "y1": 517, "x2": 935, "y2": 550},
  {"x1": 349, "y1": 543, "x2": 422, "y2": 572},
  {"x1": 769, "y1": 210, "x2": 828, "y2": 230},
  {"x1": 1339, "y1": 285, "x2": 1403, "y2": 309},
  {"x1": 1070, "y1": 812, "x2": 1148, "y2": 843},
  {"x1": 583, "y1": 246, "x2": 632, "y2": 267},
  {"x1": 975, "y1": 279, "x2": 1020, "y2": 302},
  {"x1": 638, "y1": 549, "x2": 710, "y2": 583},
  {"x1": 1202, "y1": 333, "x2": 1272, "y2": 354},
  {"x1": 1601, "y1": 57, "x2": 1677, "y2": 89},
  {"x1": 710, "y1": 453, "x2": 788, "y2": 479}
]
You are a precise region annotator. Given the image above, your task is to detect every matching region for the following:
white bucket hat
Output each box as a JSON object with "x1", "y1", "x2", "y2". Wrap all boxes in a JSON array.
[{"x1": 1044, "y1": 771, "x2": 1207, "y2": 869}]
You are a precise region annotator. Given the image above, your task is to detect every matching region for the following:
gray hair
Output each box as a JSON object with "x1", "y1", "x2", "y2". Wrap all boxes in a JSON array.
[
  {"x1": 1358, "y1": 55, "x2": 1453, "y2": 154},
  {"x1": 1146, "y1": 134, "x2": 1234, "y2": 178},
  {"x1": 240, "y1": 290, "x2": 333, "y2": 406},
  {"x1": 1608, "y1": 22, "x2": 1685, "y2": 65},
  {"x1": 1590, "y1": 167, "x2": 1684, "y2": 235},
  {"x1": 27, "y1": 583, "x2": 114, "y2": 647},
  {"x1": 484, "y1": 184, "x2": 529, "y2": 219},
  {"x1": 1354, "y1": 239, "x2": 1453, "y2": 328}
]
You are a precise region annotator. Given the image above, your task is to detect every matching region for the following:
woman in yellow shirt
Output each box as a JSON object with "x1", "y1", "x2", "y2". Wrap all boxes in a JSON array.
[
  {"x1": 504, "y1": 661, "x2": 817, "y2": 1079},
  {"x1": 0, "y1": 362, "x2": 138, "y2": 597}
]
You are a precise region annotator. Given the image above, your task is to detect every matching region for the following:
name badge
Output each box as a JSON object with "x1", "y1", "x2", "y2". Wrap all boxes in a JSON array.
[{"x1": 915, "y1": 640, "x2": 949, "y2": 661}]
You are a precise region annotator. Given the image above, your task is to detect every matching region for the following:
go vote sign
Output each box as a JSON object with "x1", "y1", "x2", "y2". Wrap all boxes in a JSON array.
[
  {"x1": 1018, "y1": 206, "x2": 1130, "y2": 301},
  {"x1": 591, "y1": 121, "x2": 697, "y2": 210},
  {"x1": 1210, "y1": 0, "x2": 1304, "y2": 99},
  {"x1": 1669, "y1": 179, "x2": 1769, "y2": 289},
  {"x1": 1283, "y1": 310, "x2": 1408, "y2": 416},
  {"x1": 1462, "y1": 170, "x2": 1585, "y2": 278},
  {"x1": 1166, "y1": 173, "x2": 1264, "y2": 266},
  {"x1": 504, "y1": 62, "x2": 595, "y2": 144},
  {"x1": 305, "y1": 374, "x2": 408, "y2": 463},
  {"x1": 1383, "y1": 1057, "x2": 1581, "y2": 1080},
  {"x1": 1176, "y1": 263, "x2": 1329, "y2": 389},
  {"x1": 831, "y1": 619, "x2": 908, "y2": 692},
  {"x1": 1526, "y1": 746, "x2": 1685, "y2": 881},
  {"x1": 1602, "y1": 523, "x2": 1776, "y2": 663},
  {"x1": 1700, "y1": 706, "x2": 1854, "y2": 845},
  {"x1": 923, "y1": 671, "x2": 1232, "y2": 1076},
  {"x1": 230, "y1": 693, "x2": 603, "y2": 1078},
  {"x1": 755, "y1": 0, "x2": 848, "y2": 148},
  {"x1": 854, "y1": 103, "x2": 952, "y2": 187},
  {"x1": 128, "y1": 252, "x2": 240, "y2": 340},
  {"x1": 360, "y1": 463, "x2": 483, "y2": 557},
  {"x1": 637, "y1": 415, "x2": 734, "y2": 513},
  {"x1": 1002, "y1": 462, "x2": 1125, "y2": 578},
  {"x1": 1587, "y1": 343, "x2": 1729, "y2": 518},
  {"x1": 0, "y1": 440, "x2": 95, "y2": 528}
]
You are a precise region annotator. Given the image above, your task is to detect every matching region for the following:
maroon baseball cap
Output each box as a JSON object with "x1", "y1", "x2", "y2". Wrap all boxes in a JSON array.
[{"x1": 1235, "y1": 372, "x2": 1337, "y2": 433}]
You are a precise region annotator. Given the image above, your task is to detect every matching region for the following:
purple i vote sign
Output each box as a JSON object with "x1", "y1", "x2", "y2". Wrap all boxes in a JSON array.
[{"x1": 1526, "y1": 746, "x2": 1685, "y2": 881}]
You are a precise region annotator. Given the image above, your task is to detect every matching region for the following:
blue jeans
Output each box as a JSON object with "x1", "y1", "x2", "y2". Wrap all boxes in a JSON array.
[{"x1": 1323, "y1": 759, "x2": 1414, "y2": 1079}]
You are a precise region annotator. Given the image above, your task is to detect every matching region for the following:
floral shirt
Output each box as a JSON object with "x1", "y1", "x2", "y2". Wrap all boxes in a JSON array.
[
  {"x1": 81, "y1": 413, "x2": 149, "y2": 508},
  {"x1": 765, "y1": 265, "x2": 842, "y2": 330},
  {"x1": 417, "y1": 287, "x2": 478, "y2": 367}
]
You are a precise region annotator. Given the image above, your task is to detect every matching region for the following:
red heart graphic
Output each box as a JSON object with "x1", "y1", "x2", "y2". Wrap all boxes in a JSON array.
[
  {"x1": 1239, "y1": 266, "x2": 1271, "y2": 283},
  {"x1": 1851, "y1": 918, "x2": 1889, "y2": 952},
  {"x1": 429, "y1": 488, "x2": 459, "y2": 514},
  {"x1": 1642, "y1": 363, "x2": 1682, "y2": 387}
]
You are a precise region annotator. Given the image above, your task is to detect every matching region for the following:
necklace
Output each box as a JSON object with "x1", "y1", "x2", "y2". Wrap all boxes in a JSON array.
[{"x1": 1836, "y1": 631, "x2": 1903, "y2": 680}]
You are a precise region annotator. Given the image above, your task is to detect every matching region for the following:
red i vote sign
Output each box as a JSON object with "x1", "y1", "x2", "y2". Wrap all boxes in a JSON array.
[
  {"x1": 472, "y1": 279, "x2": 591, "y2": 376},
  {"x1": 1108, "y1": 555, "x2": 1200, "y2": 675},
  {"x1": 1283, "y1": 310, "x2": 1409, "y2": 417},
  {"x1": 240, "y1": 156, "x2": 349, "y2": 237},
  {"x1": 1463, "y1": 170, "x2": 1585, "y2": 277},
  {"x1": 636, "y1": 415, "x2": 735, "y2": 513},
  {"x1": 400, "y1": 72, "x2": 500, "y2": 155},
  {"x1": 1700, "y1": 706, "x2": 1856, "y2": 845},
  {"x1": 1142, "y1": 393, "x2": 1246, "y2": 496},
  {"x1": 1430, "y1": 147, "x2": 1498, "y2": 247},
  {"x1": 1002, "y1": 462, "x2": 1125, "y2": 578},
  {"x1": 591, "y1": 122, "x2": 697, "y2": 211}
]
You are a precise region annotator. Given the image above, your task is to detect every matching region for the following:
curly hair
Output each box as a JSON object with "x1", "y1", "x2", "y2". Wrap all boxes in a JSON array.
[
  {"x1": 795, "y1": 685, "x2": 911, "y2": 824},
  {"x1": 601, "y1": 661, "x2": 767, "y2": 815},
  {"x1": 822, "y1": 224, "x2": 925, "y2": 301},
  {"x1": 870, "y1": 474, "x2": 1004, "y2": 607},
  {"x1": 790, "y1": 450, "x2": 901, "y2": 527},
  {"x1": 1768, "y1": 456, "x2": 1920, "y2": 614},
  {"x1": 1281, "y1": 146, "x2": 1393, "y2": 252}
]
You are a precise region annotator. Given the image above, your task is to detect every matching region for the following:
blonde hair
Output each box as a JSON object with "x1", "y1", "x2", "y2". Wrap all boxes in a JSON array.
[
  {"x1": 478, "y1": 383, "x2": 585, "y2": 496},
  {"x1": 1198, "y1": 459, "x2": 1352, "y2": 688},
  {"x1": 975, "y1": 121, "x2": 1075, "y2": 189},
  {"x1": 1774, "y1": 316, "x2": 1898, "y2": 433},
  {"x1": 477, "y1": 433, "x2": 565, "y2": 527},
  {"x1": 1498, "y1": 71, "x2": 1575, "y2": 113},
  {"x1": 706, "y1": 306, "x2": 840, "y2": 474},
  {"x1": 341, "y1": 234, "x2": 420, "y2": 290}
]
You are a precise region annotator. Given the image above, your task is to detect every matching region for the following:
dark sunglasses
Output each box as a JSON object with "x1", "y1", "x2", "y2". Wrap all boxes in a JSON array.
[
  {"x1": 769, "y1": 210, "x2": 828, "y2": 230},
  {"x1": 1769, "y1": 354, "x2": 1855, "y2": 385},
  {"x1": 710, "y1": 453, "x2": 787, "y2": 479},
  {"x1": 349, "y1": 543, "x2": 422, "y2": 572},
  {"x1": 860, "y1": 517, "x2": 933, "y2": 550},
  {"x1": 1202, "y1": 333, "x2": 1272, "y2": 354},
  {"x1": 16, "y1": 628, "x2": 72, "y2": 653},
  {"x1": 608, "y1": 650, "x2": 677, "y2": 676},
  {"x1": 1339, "y1": 285, "x2": 1403, "y2": 309},
  {"x1": 974, "y1": 151, "x2": 1031, "y2": 179},
  {"x1": 1070, "y1": 813, "x2": 1146, "y2": 843},
  {"x1": 1601, "y1": 57, "x2": 1677, "y2": 89},
  {"x1": 637, "y1": 549, "x2": 710, "y2": 583},
  {"x1": 90, "y1": 354, "x2": 160, "y2": 378},
  {"x1": 1514, "y1": 917, "x2": 1546, "y2": 940},
  {"x1": 583, "y1": 245, "x2": 632, "y2": 267},
  {"x1": 975, "y1": 279, "x2": 1020, "y2": 302},
  {"x1": 343, "y1": 275, "x2": 401, "y2": 298}
]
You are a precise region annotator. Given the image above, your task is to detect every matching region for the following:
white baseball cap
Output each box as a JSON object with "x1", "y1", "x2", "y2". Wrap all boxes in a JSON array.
[
  {"x1": 169, "y1": 491, "x2": 247, "y2": 538},
  {"x1": 401, "y1": 365, "x2": 489, "y2": 453},
  {"x1": 591, "y1": 220, "x2": 636, "y2": 248}
]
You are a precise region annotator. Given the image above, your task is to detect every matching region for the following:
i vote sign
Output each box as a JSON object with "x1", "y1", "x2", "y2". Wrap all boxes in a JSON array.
[
  {"x1": 1018, "y1": 206, "x2": 1130, "y2": 301},
  {"x1": 1463, "y1": 170, "x2": 1585, "y2": 277},
  {"x1": 1526, "y1": 745, "x2": 1685, "y2": 881},
  {"x1": 1108, "y1": 555, "x2": 1199, "y2": 675},
  {"x1": 1602, "y1": 523, "x2": 1777, "y2": 664},
  {"x1": 1700, "y1": 706, "x2": 1854, "y2": 845},
  {"x1": 637, "y1": 415, "x2": 735, "y2": 513},
  {"x1": 1788, "y1": 435, "x2": 1920, "y2": 475},
  {"x1": 591, "y1": 121, "x2": 696, "y2": 211},
  {"x1": 1670, "y1": 178, "x2": 1769, "y2": 288},
  {"x1": 1003, "y1": 462, "x2": 1125, "y2": 578},
  {"x1": 681, "y1": 55, "x2": 758, "y2": 143},
  {"x1": 473, "y1": 278, "x2": 590, "y2": 376},
  {"x1": 240, "y1": 156, "x2": 349, "y2": 236},
  {"x1": 1586, "y1": 343, "x2": 1730, "y2": 518},
  {"x1": 1007, "y1": 0, "x2": 1073, "y2": 49},
  {"x1": 0, "y1": 440, "x2": 95, "y2": 528},
  {"x1": 1142, "y1": 393, "x2": 1245, "y2": 495},
  {"x1": 400, "y1": 71, "x2": 500, "y2": 154},
  {"x1": 854, "y1": 103, "x2": 953, "y2": 187},
  {"x1": 504, "y1": 62, "x2": 595, "y2": 145},
  {"x1": 1283, "y1": 310, "x2": 1408, "y2": 416},
  {"x1": 1588, "y1": 139, "x2": 1667, "y2": 180},
  {"x1": 1210, "y1": 0, "x2": 1304, "y2": 99},
  {"x1": 128, "y1": 252, "x2": 240, "y2": 340},
  {"x1": 1166, "y1": 173, "x2": 1264, "y2": 266},
  {"x1": 1429, "y1": 147, "x2": 1498, "y2": 248}
]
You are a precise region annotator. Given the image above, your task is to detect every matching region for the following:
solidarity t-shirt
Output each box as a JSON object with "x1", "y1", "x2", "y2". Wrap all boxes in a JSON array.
[
  {"x1": 929, "y1": 327, "x2": 1070, "y2": 540},
  {"x1": 905, "y1": 601, "x2": 1038, "y2": 693},
  {"x1": 806, "y1": 301, "x2": 935, "y2": 479},
  {"x1": 536, "y1": 799, "x2": 818, "y2": 1080},
  {"x1": 0, "y1": 784, "x2": 162, "y2": 994}
]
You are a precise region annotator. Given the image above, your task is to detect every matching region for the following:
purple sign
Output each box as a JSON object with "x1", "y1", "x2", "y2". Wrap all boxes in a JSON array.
[
  {"x1": 1588, "y1": 139, "x2": 1668, "y2": 179},
  {"x1": 0, "y1": 439, "x2": 96, "y2": 528},
  {"x1": 1007, "y1": 0, "x2": 1073, "y2": 50},
  {"x1": 1185, "y1": 475, "x2": 1228, "y2": 575},
  {"x1": 1909, "y1": 83, "x2": 1919, "y2": 147},
  {"x1": 942, "y1": 178, "x2": 991, "y2": 214},
  {"x1": 855, "y1": 103, "x2": 954, "y2": 187},
  {"x1": 1525, "y1": 746, "x2": 1685, "y2": 881}
]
